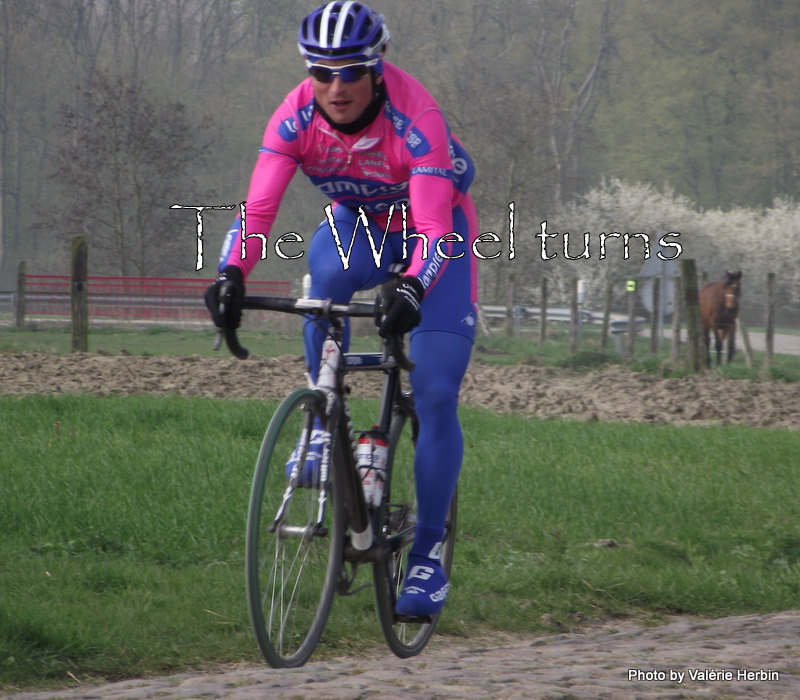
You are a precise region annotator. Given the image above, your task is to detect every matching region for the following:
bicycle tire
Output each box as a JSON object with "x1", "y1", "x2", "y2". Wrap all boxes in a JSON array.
[
  {"x1": 245, "y1": 388, "x2": 344, "y2": 668},
  {"x1": 372, "y1": 404, "x2": 458, "y2": 658}
]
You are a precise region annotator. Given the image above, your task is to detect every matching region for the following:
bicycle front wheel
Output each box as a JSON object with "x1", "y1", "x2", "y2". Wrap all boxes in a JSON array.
[
  {"x1": 373, "y1": 405, "x2": 458, "y2": 658},
  {"x1": 245, "y1": 388, "x2": 343, "y2": 668}
]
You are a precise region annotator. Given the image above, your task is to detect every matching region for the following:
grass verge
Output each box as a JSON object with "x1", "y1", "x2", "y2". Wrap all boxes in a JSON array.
[{"x1": 2, "y1": 393, "x2": 799, "y2": 691}]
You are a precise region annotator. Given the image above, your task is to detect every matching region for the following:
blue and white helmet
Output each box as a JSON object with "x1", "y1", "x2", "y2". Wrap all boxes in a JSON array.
[{"x1": 298, "y1": 1, "x2": 390, "y2": 62}]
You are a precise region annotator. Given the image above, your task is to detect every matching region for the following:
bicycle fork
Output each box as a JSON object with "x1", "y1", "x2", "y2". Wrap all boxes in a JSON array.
[
  {"x1": 269, "y1": 399, "x2": 335, "y2": 541},
  {"x1": 269, "y1": 392, "x2": 376, "y2": 554}
]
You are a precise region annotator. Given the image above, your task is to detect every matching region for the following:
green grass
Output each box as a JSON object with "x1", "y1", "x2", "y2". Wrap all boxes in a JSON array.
[
  {"x1": 2, "y1": 393, "x2": 799, "y2": 691},
  {"x1": 456, "y1": 410, "x2": 800, "y2": 629},
  {"x1": 1, "y1": 394, "x2": 268, "y2": 688},
  {"x1": 0, "y1": 322, "x2": 386, "y2": 358},
  {"x1": 0, "y1": 323, "x2": 307, "y2": 357}
]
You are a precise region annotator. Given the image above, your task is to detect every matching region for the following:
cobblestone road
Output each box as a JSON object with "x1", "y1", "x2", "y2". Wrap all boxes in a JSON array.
[{"x1": 4, "y1": 611, "x2": 800, "y2": 700}]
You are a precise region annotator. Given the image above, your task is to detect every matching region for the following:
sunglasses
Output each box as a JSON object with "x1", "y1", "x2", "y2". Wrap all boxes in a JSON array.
[{"x1": 306, "y1": 59, "x2": 379, "y2": 84}]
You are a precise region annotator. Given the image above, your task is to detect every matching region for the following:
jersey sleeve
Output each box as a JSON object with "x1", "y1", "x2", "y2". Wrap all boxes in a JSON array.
[
  {"x1": 220, "y1": 102, "x2": 302, "y2": 279},
  {"x1": 402, "y1": 108, "x2": 466, "y2": 289}
]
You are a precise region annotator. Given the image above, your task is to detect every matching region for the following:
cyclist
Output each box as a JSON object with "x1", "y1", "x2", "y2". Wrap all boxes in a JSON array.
[{"x1": 206, "y1": 1, "x2": 478, "y2": 619}]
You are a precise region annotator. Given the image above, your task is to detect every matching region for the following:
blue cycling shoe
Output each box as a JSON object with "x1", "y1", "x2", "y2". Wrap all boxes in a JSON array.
[
  {"x1": 395, "y1": 554, "x2": 450, "y2": 617},
  {"x1": 285, "y1": 426, "x2": 327, "y2": 488}
]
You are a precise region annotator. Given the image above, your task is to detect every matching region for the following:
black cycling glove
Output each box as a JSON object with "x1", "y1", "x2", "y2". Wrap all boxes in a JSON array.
[
  {"x1": 375, "y1": 275, "x2": 424, "y2": 338},
  {"x1": 204, "y1": 265, "x2": 245, "y2": 329}
]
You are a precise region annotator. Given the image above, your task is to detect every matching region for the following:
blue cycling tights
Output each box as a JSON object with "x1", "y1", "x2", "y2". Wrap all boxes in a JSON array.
[{"x1": 302, "y1": 205, "x2": 475, "y2": 553}]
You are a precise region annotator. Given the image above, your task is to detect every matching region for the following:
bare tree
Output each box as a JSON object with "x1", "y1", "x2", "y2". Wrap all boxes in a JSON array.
[
  {"x1": 0, "y1": 0, "x2": 25, "y2": 271},
  {"x1": 45, "y1": 0, "x2": 110, "y2": 109},
  {"x1": 49, "y1": 71, "x2": 217, "y2": 275},
  {"x1": 532, "y1": 0, "x2": 625, "y2": 208},
  {"x1": 107, "y1": 0, "x2": 162, "y2": 81}
]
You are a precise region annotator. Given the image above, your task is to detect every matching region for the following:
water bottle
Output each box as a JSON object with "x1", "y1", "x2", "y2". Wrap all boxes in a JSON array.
[{"x1": 357, "y1": 427, "x2": 388, "y2": 506}]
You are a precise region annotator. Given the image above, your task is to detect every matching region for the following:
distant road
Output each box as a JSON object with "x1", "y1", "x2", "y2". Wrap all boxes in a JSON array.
[
  {"x1": 655, "y1": 328, "x2": 800, "y2": 357},
  {"x1": 740, "y1": 331, "x2": 800, "y2": 356}
]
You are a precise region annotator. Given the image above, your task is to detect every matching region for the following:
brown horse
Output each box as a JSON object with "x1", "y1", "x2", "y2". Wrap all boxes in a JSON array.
[{"x1": 699, "y1": 270, "x2": 742, "y2": 367}]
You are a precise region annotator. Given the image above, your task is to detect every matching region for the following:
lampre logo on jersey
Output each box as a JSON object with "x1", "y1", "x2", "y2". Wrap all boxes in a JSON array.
[
  {"x1": 277, "y1": 102, "x2": 315, "y2": 142},
  {"x1": 405, "y1": 127, "x2": 430, "y2": 156}
]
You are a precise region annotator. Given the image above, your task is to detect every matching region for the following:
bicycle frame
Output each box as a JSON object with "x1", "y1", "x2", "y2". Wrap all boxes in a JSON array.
[
  {"x1": 339, "y1": 347, "x2": 417, "y2": 562},
  {"x1": 222, "y1": 294, "x2": 414, "y2": 557},
  {"x1": 311, "y1": 312, "x2": 415, "y2": 560}
]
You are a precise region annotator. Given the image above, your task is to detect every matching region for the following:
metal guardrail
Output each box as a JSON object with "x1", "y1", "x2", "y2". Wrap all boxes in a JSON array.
[
  {"x1": 2, "y1": 284, "x2": 646, "y2": 336},
  {"x1": 482, "y1": 305, "x2": 645, "y2": 334},
  {"x1": 482, "y1": 305, "x2": 592, "y2": 323}
]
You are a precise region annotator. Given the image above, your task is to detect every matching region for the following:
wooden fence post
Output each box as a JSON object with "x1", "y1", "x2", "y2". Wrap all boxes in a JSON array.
[
  {"x1": 600, "y1": 279, "x2": 613, "y2": 351},
  {"x1": 569, "y1": 277, "x2": 579, "y2": 354},
  {"x1": 738, "y1": 319, "x2": 754, "y2": 368},
  {"x1": 649, "y1": 276, "x2": 661, "y2": 355},
  {"x1": 763, "y1": 272, "x2": 776, "y2": 377},
  {"x1": 15, "y1": 261, "x2": 26, "y2": 328},
  {"x1": 625, "y1": 281, "x2": 636, "y2": 361},
  {"x1": 670, "y1": 275, "x2": 682, "y2": 363},
  {"x1": 504, "y1": 272, "x2": 515, "y2": 336},
  {"x1": 538, "y1": 277, "x2": 548, "y2": 344},
  {"x1": 681, "y1": 258, "x2": 702, "y2": 372},
  {"x1": 71, "y1": 237, "x2": 89, "y2": 352}
]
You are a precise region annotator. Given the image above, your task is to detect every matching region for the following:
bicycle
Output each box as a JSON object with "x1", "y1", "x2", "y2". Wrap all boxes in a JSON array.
[{"x1": 214, "y1": 284, "x2": 457, "y2": 668}]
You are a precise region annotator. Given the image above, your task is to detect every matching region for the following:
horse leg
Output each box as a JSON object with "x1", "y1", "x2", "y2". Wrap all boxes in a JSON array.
[
  {"x1": 702, "y1": 326, "x2": 711, "y2": 368},
  {"x1": 726, "y1": 326, "x2": 736, "y2": 363},
  {"x1": 714, "y1": 329, "x2": 724, "y2": 366}
]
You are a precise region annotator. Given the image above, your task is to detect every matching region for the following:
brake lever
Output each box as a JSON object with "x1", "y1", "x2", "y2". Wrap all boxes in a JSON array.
[
  {"x1": 388, "y1": 334, "x2": 415, "y2": 372},
  {"x1": 211, "y1": 289, "x2": 229, "y2": 352},
  {"x1": 213, "y1": 282, "x2": 249, "y2": 359}
]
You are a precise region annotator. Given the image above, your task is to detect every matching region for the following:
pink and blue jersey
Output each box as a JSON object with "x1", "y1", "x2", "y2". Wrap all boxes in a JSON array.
[{"x1": 219, "y1": 61, "x2": 477, "y2": 305}]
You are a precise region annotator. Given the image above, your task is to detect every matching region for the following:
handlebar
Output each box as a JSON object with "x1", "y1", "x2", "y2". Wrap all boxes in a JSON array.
[{"x1": 214, "y1": 294, "x2": 416, "y2": 372}]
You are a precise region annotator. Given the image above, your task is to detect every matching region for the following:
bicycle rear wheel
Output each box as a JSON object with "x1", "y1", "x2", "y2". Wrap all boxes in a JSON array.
[
  {"x1": 245, "y1": 388, "x2": 343, "y2": 668},
  {"x1": 372, "y1": 404, "x2": 458, "y2": 658}
]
